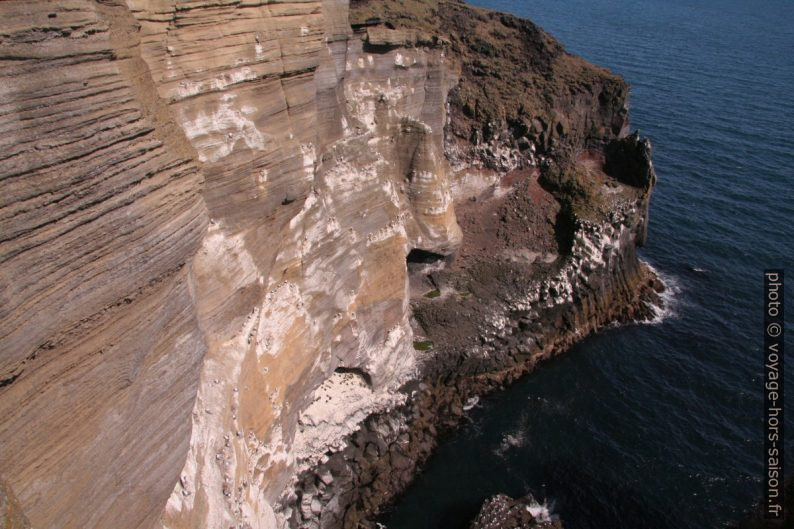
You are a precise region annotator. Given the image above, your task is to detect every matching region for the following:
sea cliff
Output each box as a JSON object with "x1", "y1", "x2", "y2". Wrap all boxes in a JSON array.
[{"x1": 0, "y1": 1, "x2": 658, "y2": 528}]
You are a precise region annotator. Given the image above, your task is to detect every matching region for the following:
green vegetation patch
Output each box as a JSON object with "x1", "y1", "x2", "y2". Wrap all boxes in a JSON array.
[{"x1": 413, "y1": 340, "x2": 434, "y2": 351}]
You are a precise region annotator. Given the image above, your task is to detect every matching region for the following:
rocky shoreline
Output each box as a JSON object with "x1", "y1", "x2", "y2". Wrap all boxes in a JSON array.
[
  {"x1": 286, "y1": 226, "x2": 663, "y2": 529},
  {"x1": 283, "y1": 3, "x2": 663, "y2": 527},
  {"x1": 0, "y1": 1, "x2": 661, "y2": 528}
]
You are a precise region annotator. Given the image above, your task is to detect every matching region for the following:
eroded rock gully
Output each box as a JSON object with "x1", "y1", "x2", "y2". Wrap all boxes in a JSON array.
[{"x1": 0, "y1": 1, "x2": 660, "y2": 528}]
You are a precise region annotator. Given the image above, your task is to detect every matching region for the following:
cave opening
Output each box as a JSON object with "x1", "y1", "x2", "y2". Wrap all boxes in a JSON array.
[
  {"x1": 334, "y1": 366, "x2": 373, "y2": 387},
  {"x1": 406, "y1": 248, "x2": 447, "y2": 265},
  {"x1": 554, "y1": 207, "x2": 576, "y2": 256}
]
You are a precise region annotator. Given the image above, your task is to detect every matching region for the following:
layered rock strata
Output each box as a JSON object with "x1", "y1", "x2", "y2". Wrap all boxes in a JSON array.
[{"x1": 0, "y1": 1, "x2": 660, "y2": 529}]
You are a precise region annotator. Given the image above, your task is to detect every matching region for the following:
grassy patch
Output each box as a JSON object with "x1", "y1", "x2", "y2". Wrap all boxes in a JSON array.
[
  {"x1": 424, "y1": 289, "x2": 441, "y2": 298},
  {"x1": 413, "y1": 340, "x2": 434, "y2": 351},
  {"x1": 539, "y1": 160, "x2": 609, "y2": 223}
]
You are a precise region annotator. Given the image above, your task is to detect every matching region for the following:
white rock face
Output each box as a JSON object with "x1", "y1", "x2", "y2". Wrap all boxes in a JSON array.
[
  {"x1": 0, "y1": 0, "x2": 464, "y2": 526},
  {"x1": 0, "y1": 1, "x2": 653, "y2": 528},
  {"x1": 114, "y1": 2, "x2": 464, "y2": 528}
]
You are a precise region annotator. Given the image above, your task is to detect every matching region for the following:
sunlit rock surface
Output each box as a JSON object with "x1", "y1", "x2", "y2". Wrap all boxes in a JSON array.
[{"x1": 0, "y1": 1, "x2": 657, "y2": 528}]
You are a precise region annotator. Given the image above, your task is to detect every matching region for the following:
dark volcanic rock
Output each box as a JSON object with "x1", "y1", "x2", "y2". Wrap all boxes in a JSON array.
[
  {"x1": 286, "y1": 3, "x2": 663, "y2": 529},
  {"x1": 0, "y1": 0, "x2": 662, "y2": 527},
  {"x1": 469, "y1": 494, "x2": 562, "y2": 529},
  {"x1": 605, "y1": 131, "x2": 656, "y2": 189},
  {"x1": 351, "y1": 0, "x2": 631, "y2": 164}
]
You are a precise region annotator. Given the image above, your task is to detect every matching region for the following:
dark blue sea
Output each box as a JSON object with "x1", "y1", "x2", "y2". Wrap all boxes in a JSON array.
[{"x1": 383, "y1": 0, "x2": 794, "y2": 528}]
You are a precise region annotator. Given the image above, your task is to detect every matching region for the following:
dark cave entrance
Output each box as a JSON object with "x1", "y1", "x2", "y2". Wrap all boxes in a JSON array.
[
  {"x1": 406, "y1": 248, "x2": 447, "y2": 265},
  {"x1": 334, "y1": 366, "x2": 373, "y2": 387}
]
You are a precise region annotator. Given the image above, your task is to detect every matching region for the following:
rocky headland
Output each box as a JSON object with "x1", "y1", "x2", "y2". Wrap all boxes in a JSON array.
[{"x1": 0, "y1": 1, "x2": 660, "y2": 528}]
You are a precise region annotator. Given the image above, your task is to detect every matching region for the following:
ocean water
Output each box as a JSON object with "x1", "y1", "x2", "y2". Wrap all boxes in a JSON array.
[{"x1": 382, "y1": 1, "x2": 794, "y2": 528}]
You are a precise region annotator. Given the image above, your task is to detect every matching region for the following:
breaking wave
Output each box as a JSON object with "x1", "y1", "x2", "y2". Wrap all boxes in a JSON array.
[
  {"x1": 641, "y1": 261, "x2": 681, "y2": 325},
  {"x1": 524, "y1": 495, "x2": 559, "y2": 524},
  {"x1": 493, "y1": 421, "x2": 528, "y2": 457}
]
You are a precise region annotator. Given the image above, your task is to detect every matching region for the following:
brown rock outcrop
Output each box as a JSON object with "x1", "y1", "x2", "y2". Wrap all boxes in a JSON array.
[{"x1": 0, "y1": 1, "x2": 660, "y2": 529}]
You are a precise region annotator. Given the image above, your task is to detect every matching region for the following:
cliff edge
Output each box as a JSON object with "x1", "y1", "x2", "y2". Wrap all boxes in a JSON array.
[{"x1": 0, "y1": 1, "x2": 659, "y2": 528}]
